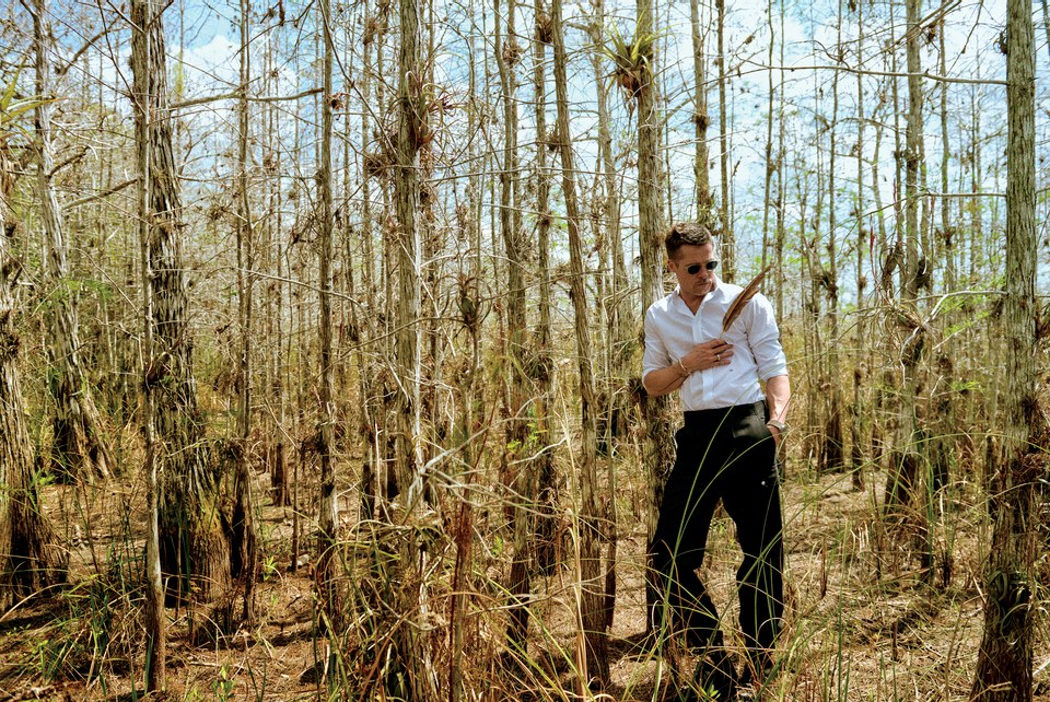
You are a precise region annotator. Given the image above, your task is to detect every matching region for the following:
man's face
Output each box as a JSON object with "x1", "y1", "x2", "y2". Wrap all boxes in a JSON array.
[{"x1": 668, "y1": 243, "x2": 719, "y2": 299}]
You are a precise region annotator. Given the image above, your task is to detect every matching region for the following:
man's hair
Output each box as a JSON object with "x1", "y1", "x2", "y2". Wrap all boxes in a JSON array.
[{"x1": 664, "y1": 221, "x2": 718, "y2": 260}]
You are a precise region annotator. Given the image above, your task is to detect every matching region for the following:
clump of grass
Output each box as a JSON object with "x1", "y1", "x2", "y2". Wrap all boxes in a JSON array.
[{"x1": 17, "y1": 556, "x2": 139, "y2": 694}]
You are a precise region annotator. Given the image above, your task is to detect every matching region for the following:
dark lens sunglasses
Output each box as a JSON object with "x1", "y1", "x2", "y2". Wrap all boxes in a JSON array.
[{"x1": 685, "y1": 260, "x2": 719, "y2": 275}]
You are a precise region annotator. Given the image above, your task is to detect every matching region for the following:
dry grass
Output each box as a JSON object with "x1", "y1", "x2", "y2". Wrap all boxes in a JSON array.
[{"x1": 0, "y1": 430, "x2": 1047, "y2": 701}]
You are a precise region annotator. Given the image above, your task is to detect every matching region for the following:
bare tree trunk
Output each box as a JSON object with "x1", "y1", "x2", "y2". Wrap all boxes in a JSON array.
[
  {"x1": 33, "y1": 0, "x2": 113, "y2": 483},
  {"x1": 590, "y1": 0, "x2": 623, "y2": 630},
  {"x1": 774, "y1": 0, "x2": 786, "y2": 321},
  {"x1": 972, "y1": 0, "x2": 1038, "y2": 697},
  {"x1": 391, "y1": 0, "x2": 435, "y2": 696},
  {"x1": 884, "y1": 0, "x2": 926, "y2": 542},
  {"x1": 128, "y1": 4, "x2": 165, "y2": 687},
  {"x1": 635, "y1": 0, "x2": 676, "y2": 632},
  {"x1": 969, "y1": 74, "x2": 984, "y2": 283},
  {"x1": 690, "y1": 0, "x2": 711, "y2": 218},
  {"x1": 358, "y1": 10, "x2": 380, "y2": 521},
  {"x1": 531, "y1": 0, "x2": 558, "y2": 575},
  {"x1": 394, "y1": 0, "x2": 424, "y2": 512},
  {"x1": 315, "y1": 0, "x2": 339, "y2": 624},
  {"x1": 552, "y1": 0, "x2": 608, "y2": 686},
  {"x1": 823, "y1": 0, "x2": 844, "y2": 472},
  {"x1": 715, "y1": 0, "x2": 733, "y2": 279},
  {"x1": 850, "y1": 0, "x2": 867, "y2": 491},
  {"x1": 130, "y1": 0, "x2": 227, "y2": 607},
  {"x1": 0, "y1": 147, "x2": 65, "y2": 611},
  {"x1": 496, "y1": 0, "x2": 533, "y2": 655},
  {"x1": 232, "y1": 0, "x2": 258, "y2": 624},
  {"x1": 264, "y1": 29, "x2": 290, "y2": 509},
  {"x1": 938, "y1": 27, "x2": 955, "y2": 292},
  {"x1": 760, "y1": 0, "x2": 775, "y2": 280}
]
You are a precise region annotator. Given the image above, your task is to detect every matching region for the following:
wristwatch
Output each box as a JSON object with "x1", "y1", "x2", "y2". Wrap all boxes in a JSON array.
[{"x1": 766, "y1": 419, "x2": 787, "y2": 433}]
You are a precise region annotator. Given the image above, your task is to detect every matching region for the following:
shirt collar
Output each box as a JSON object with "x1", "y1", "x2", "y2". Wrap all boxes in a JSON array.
[{"x1": 672, "y1": 277, "x2": 723, "y2": 314}]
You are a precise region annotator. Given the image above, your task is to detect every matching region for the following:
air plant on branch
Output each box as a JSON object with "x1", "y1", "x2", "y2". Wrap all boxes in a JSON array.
[{"x1": 600, "y1": 22, "x2": 658, "y2": 105}]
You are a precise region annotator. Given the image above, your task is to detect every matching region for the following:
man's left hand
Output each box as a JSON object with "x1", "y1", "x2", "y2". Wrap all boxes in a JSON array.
[{"x1": 767, "y1": 423, "x2": 783, "y2": 450}]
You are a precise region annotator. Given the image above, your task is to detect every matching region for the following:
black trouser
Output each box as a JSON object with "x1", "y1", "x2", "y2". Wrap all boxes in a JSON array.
[{"x1": 648, "y1": 401, "x2": 784, "y2": 663}]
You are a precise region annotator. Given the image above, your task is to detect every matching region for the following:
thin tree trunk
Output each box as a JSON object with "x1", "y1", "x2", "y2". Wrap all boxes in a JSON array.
[
  {"x1": 552, "y1": 0, "x2": 608, "y2": 686},
  {"x1": 392, "y1": 0, "x2": 434, "y2": 696},
  {"x1": 969, "y1": 71, "x2": 984, "y2": 283},
  {"x1": 232, "y1": 0, "x2": 258, "y2": 624},
  {"x1": 774, "y1": 0, "x2": 786, "y2": 321},
  {"x1": 690, "y1": 0, "x2": 711, "y2": 218},
  {"x1": 760, "y1": 0, "x2": 774, "y2": 281},
  {"x1": 823, "y1": 0, "x2": 844, "y2": 472},
  {"x1": 531, "y1": 0, "x2": 558, "y2": 575},
  {"x1": 315, "y1": 0, "x2": 339, "y2": 624},
  {"x1": 590, "y1": 0, "x2": 623, "y2": 630},
  {"x1": 130, "y1": 0, "x2": 226, "y2": 606},
  {"x1": 850, "y1": 0, "x2": 867, "y2": 491},
  {"x1": 636, "y1": 0, "x2": 675, "y2": 634},
  {"x1": 496, "y1": 0, "x2": 533, "y2": 655},
  {"x1": 358, "y1": 8, "x2": 380, "y2": 521},
  {"x1": 939, "y1": 27, "x2": 955, "y2": 292},
  {"x1": 715, "y1": 0, "x2": 733, "y2": 279},
  {"x1": 33, "y1": 0, "x2": 113, "y2": 482},
  {"x1": 884, "y1": 0, "x2": 926, "y2": 538},
  {"x1": 265, "y1": 29, "x2": 290, "y2": 509},
  {"x1": 972, "y1": 0, "x2": 1038, "y2": 696},
  {"x1": 128, "y1": 0, "x2": 164, "y2": 686}
]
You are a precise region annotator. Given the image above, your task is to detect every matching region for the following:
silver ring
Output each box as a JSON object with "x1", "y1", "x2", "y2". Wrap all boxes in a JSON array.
[{"x1": 716, "y1": 353, "x2": 721, "y2": 361}]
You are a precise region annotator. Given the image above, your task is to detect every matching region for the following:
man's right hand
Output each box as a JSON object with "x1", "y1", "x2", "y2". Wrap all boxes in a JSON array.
[{"x1": 679, "y1": 338, "x2": 734, "y2": 373}]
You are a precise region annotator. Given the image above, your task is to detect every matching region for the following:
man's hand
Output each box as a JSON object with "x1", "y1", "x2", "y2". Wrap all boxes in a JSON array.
[
  {"x1": 765, "y1": 375, "x2": 790, "y2": 455},
  {"x1": 678, "y1": 338, "x2": 734, "y2": 374},
  {"x1": 767, "y1": 423, "x2": 782, "y2": 449}
]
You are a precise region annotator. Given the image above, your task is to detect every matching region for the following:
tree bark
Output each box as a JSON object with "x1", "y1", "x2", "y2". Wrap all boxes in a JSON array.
[
  {"x1": 636, "y1": 0, "x2": 676, "y2": 632},
  {"x1": 129, "y1": 3, "x2": 165, "y2": 688},
  {"x1": 315, "y1": 0, "x2": 339, "y2": 623},
  {"x1": 531, "y1": 0, "x2": 558, "y2": 575},
  {"x1": 552, "y1": 0, "x2": 608, "y2": 687},
  {"x1": 760, "y1": 0, "x2": 774, "y2": 280},
  {"x1": 715, "y1": 0, "x2": 733, "y2": 279},
  {"x1": 130, "y1": 0, "x2": 226, "y2": 607},
  {"x1": 823, "y1": 0, "x2": 844, "y2": 472},
  {"x1": 496, "y1": 0, "x2": 533, "y2": 654},
  {"x1": 971, "y1": 0, "x2": 1038, "y2": 697},
  {"x1": 850, "y1": 0, "x2": 867, "y2": 490},
  {"x1": 883, "y1": 0, "x2": 926, "y2": 545},
  {"x1": 590, "y1": 0, "x2": 624, "y2": 630},
  {"x1": 232, "y1": 0, "x2": 258, "y2": 624},
  {"x1": 33, "y1": 0, "x2": 113, "y2": 483},
  {"x1": 690, "y1": 0, "x2": 711, "y2": 219},
  {"x1": 0, "y1": 141, "x2": 65, "y2": 612},
  {"x1": 391, "y1": 0, "x2": 435, "y2": 696}
]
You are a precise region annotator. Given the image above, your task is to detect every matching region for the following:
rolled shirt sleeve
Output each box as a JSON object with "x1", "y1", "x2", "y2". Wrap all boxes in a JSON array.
[
  {"x1": 745, "y1": 294, "x2": 788, "y2": 381},
  {"x1": 642, "y1": 306, "x2": 671, "y2": 384}
]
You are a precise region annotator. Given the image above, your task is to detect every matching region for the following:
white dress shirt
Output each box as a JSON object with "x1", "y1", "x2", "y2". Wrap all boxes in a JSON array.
[{"x1": 642, "y1": 278, "x2": 788, "y2": 412}]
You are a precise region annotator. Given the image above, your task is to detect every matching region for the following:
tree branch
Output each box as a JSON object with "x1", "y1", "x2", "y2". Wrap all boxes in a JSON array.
[{"x1": 172, "y1": 87, "x2": 323, "y2": 110}]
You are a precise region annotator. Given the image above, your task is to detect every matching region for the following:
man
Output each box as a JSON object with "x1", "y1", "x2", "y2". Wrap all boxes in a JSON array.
[{"x1": 642, "y1": 222, "x2": 789, "y2": 699}]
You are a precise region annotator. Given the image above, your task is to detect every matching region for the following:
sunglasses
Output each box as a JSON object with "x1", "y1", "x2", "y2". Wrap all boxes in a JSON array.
[{"x1": 684, "y1": 260, "x2": 719, "y2": 275}]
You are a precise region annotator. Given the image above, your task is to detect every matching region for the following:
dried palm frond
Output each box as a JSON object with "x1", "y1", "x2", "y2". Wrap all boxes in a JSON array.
[{"x1": 722, "y1": 264, "x2": 773, "y2": 336}]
